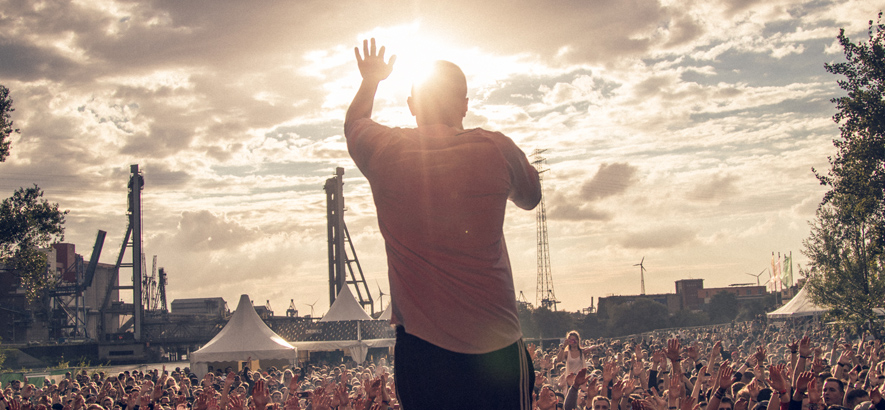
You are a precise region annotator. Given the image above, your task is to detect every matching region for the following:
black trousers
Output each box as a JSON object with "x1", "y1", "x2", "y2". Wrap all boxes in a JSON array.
[{"x1": 394, "y1": 326, "x2": 535, "y2": 410}]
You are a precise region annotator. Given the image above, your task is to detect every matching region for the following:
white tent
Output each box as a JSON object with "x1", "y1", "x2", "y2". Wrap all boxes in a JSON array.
[
  {"x1": 190, "y1": 294, "x2": 297, "y2": 376},
  {"x1": 289, "y1": 286, "x2": 394, "y2": 362},
  {"x1": 378, "y1": 303, "x2": 392, "y2": 321},
  {"x1": 320, "y1": 285, "x2": 372, "y2": 322},
  {"x1": 767, "y1": 287, "x2": 826, "y2": 319}
]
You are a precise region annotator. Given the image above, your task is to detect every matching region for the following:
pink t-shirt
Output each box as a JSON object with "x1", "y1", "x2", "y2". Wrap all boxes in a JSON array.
[{"x1": 345, "y1": 118, "x2": 541, "y2": 354}]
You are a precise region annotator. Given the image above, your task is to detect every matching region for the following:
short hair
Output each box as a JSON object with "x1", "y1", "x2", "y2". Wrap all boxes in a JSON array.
[
  {"x1": 411, "y1": 61, "x2": 467, "y2": 102},
  {"x1": 592, "y1": 396, "x2": 612, "y2": 407},
  {"x1": 845, "y1": 389, "x2": 868, "y2": 406},
  {"x1": 824, "y1": 377, "x2": 845, "y2": 393}
]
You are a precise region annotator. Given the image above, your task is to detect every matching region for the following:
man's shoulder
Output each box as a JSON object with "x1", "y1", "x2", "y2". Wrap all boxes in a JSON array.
[
  {"x1": 345, "y1": 118, "x2": 388, "y2": 138},
  {"x1": 459, "y1": 127, "x2": 517, "y2": 145}
]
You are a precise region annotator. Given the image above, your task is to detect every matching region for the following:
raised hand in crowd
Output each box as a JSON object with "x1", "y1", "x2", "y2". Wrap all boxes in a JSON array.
[
  {"x1": 251, "y1": 379, "x2": 270, "y2": 410},
  {"x1": 536, "y1": 386, "x2": 558, "y2": 410}
]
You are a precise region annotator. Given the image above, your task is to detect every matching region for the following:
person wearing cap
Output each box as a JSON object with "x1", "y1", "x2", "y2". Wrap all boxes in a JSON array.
[{"x1": 345, "y1": 37, "x2": 540, "y2": 410}]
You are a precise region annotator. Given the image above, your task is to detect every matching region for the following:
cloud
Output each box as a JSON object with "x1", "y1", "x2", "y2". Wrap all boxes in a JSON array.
[
  {"x1": 169, "y1": 210, "x2": 261, "y2": 252},
  {"x1": 581, "y1": 163, "x2": 639, "y2": 201},
  {"x1": 547, "y1": 201, "x2": 612, "y2": 222},
  {"x1": 686, "y1": 173, "x2": 739, "y2": 203},
  {"x1": 617, "y1": 226, "x2": 698, "y2": 249}
]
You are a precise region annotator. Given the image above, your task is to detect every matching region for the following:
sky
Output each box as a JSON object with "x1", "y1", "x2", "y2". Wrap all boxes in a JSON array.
[{"x1": 1, "y1": 0, "x2": 883, "y2": 316}]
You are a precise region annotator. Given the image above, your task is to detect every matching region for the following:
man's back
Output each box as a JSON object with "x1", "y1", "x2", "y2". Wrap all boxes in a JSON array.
[{"x1": 346, "y1": 119, "x2": 541, "y2": 354}]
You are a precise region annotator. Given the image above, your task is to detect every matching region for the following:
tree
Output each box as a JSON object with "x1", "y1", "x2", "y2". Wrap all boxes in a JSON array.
[
  {"x1": 669, "y1": 309, "x2": 709, "y2": 328},
  {"x1": 736, "y1": 294, "x2": 777, "y2": 322},
  {"x1": 606, "y1": 298, "x2": 669, "y2": 337},
  {"x1": 0, "y1": 185, "x2": 68, "y2": 302},
  {"x1": 0, "y1": 85, "x2": 17, "y2": 161},
  {"x1": 803, "y1": 12, "x2": 885, "y2": 335},
  {"x1": 707, "y1": 291, "x2": 739, "y2": 324},
  {"x1": 532, "y1": 307, "x2": 575, "y2": 340}
]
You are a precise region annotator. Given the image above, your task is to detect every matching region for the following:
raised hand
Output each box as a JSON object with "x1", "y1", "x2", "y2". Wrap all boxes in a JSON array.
[
  {"x1": 252, "y1": 379, "x2": 270, "y2": 410},
  {"x1": 717, "y1": 361, "x2": 735, "y2": 390},
  {"x1": 768, "y1": 365, "x2": 786, "y2": 394},
  {"x1": 754, "y1": 346, "x2": 766, "y2": 365},
  {"x1": 665, "y1": 339, "x2": 682, "y2": 363},
  {"x1": 795, "y1": 371, "x2": 814, "y2": 393},
  {"x1": 586, "y1": 377, "x2": 600, "y2": 399},
  {"x1": 688, "y1": 342, "x2": 700, "y2": 362},
  {"x1": 799, "y1": 336, "x2": 812, "y2": 357},
  {"x1": 354, "y1": 38, "x2": 396, "y2": 84},
  {"x1": 668, "y1": 372, "x2": 682, "y2": 402},
  {"x1": 807, "y1": 377, "x2": 822, "y2": 405},
  {"x1": 574, "y1": 368, "x2": 589, "y2": 387},
  {"x1": 603, "y1": 361, "x2": 616, "y2": 383}
]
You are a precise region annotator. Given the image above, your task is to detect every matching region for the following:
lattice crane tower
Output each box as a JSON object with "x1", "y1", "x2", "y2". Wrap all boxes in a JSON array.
[{"x1": 531, "y1": 149, "x2": 559, "y2": 310}]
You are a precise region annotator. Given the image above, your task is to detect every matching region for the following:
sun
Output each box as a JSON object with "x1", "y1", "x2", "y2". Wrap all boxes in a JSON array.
[{"x1": 358, "y1": 21, "x2": 473, "y2": 96}]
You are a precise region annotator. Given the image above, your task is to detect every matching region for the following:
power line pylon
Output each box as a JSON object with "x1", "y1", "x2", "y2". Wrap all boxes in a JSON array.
[{"x1": 532, "y1": 149, "x2": 558, "y2": 311}]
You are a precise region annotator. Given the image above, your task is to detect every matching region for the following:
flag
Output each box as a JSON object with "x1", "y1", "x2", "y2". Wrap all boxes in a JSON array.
[
  {"x1": 770, "y1": 252, "x2": 777, "y2": 292},
  {"x1": 781, "y1": 253, "x2": 793, "y2": 288},
  {"x1": 775, "y1": 253, "x2": 782, "y2": 291}
]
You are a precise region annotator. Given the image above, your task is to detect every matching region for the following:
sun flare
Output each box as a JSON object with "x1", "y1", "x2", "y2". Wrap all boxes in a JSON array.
[{"x1": 358, "y1": 22, "x2": 477, "y2": 96}]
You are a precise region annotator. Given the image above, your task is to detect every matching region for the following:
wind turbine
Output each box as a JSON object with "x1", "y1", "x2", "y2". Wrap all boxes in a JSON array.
[
  {"x1": 634, "y1": 257, "x2": 647, "y2": 295},
  {"x1": 305, "y1": 299, "x2": 318, "y2": 317},
  {"x1": 746, "y1": 269, "x2": 766, "y2": 286},
  {"x1": 376, "y1": 280, "x2": 387, "y2": 312}
]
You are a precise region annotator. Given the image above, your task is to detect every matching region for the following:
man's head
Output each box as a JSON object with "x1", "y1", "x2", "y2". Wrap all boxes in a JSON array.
[
  {"x1": 822, "y1": 378, "x2": 844, "y2": 406},
  {"x1": 845, "y1": 389, "x2": 869, "y2": 409},
  {"x1": 592, "y1": 396, "x2": 611, "y2": 410},
  {"x1": 407, "y1": 61, "x2": 468, "y2": 128}
]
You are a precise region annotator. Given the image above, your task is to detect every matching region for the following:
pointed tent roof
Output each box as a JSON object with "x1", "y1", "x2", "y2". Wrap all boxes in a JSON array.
[
  {"x1": 190, "y1": 294, "x2": 296, "y2": 362},
  {"x1": 320, "y1": 285, "x2": 372, "y2": 322},
  {"x1": 767, "y1": 287, "x2": 825, "y2": 319},
  {"x1": 378, "y1": 302, "x2": 392, "y2": 321}
]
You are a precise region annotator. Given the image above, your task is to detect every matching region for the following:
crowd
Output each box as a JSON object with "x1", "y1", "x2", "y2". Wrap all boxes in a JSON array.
[{"x1": 2, "y1": 317, "x2": 885, "y2": 410}]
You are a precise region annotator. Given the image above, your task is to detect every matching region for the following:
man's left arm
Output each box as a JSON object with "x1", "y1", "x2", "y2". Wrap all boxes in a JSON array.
[{"x1": 503, "y1": 141, "x2": 541, "y2": 210}]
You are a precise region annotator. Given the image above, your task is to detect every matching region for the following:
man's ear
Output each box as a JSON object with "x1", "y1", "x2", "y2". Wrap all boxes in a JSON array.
[
  {"x1": 461, "y1": 97, "x2": 469, "y2": 118},
  {"x1": 407, "y1": 96, "x2": 416, "y2": 117}
]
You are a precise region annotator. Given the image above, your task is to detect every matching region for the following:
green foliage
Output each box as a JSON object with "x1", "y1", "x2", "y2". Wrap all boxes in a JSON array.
[
  {"x1": 0, "y1": 85, "x2": 16, "y2": 162},
  {"x1": 804, "y1": 12, "x2": 885, "y2": 336},
  {"x1": 736, "y1": 294, "x2": 777, "y2": 322},
  {"x1": 532, "y1": 307, "x2": 576, "y2": 339},
  {"x1": 803, "y1": 206, "x2": 885, "y2": 334},
  {"x1": 518, "y1": 303, "x2": 539, "y2": 338},
  {"x1": 576, "y1": 312, "x2": 604, "y2": 339},
  {"x1": 0, "y1": 185, "x2": 68, "y2": 302},
  {"x1": 708, "y1": 292, "x2": 739, "y2": 323},
  {"x1": 605, "y1": 298, "x2": 670, "y2": 337},
  {"x1": 669, "y1": 309, "x2": 709, "y2": 328}
]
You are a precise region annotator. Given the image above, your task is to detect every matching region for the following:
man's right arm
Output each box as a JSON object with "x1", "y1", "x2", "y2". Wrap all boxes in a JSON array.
[{"x1": 344, "y1": 38, "x2": 396, "y2": 135}]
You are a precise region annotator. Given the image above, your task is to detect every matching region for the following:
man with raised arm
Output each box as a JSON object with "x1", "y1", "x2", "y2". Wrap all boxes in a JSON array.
[{"x1": 344, "y1": 38, "x2": 542, "y2": 410}]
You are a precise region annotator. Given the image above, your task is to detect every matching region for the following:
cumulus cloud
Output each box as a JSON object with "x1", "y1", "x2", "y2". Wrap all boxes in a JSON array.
[
  {"x1": 169, "y1": 210, "x2": 261, "y2": 252},
  {"x1": 617, "y1": 226, "x2": 698, "y2": 249},
  {"x1": 686, "y1": 173, "x2": 739, "y2": 203},
  {"x1": 581, "y1": 163, "x2": 639, "y2": 201}
]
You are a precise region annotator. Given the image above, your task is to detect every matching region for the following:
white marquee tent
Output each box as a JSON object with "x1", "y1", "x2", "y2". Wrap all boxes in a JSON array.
[
  {"x1": 767, "y1": 286, "x2": 885, "y2": 321},
  {"x1": 189, "y1": 294, "x2": 297, "y2": 376},
  {"x1": 767, "y1": 287, "x2": 825, "y2": 319}
]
